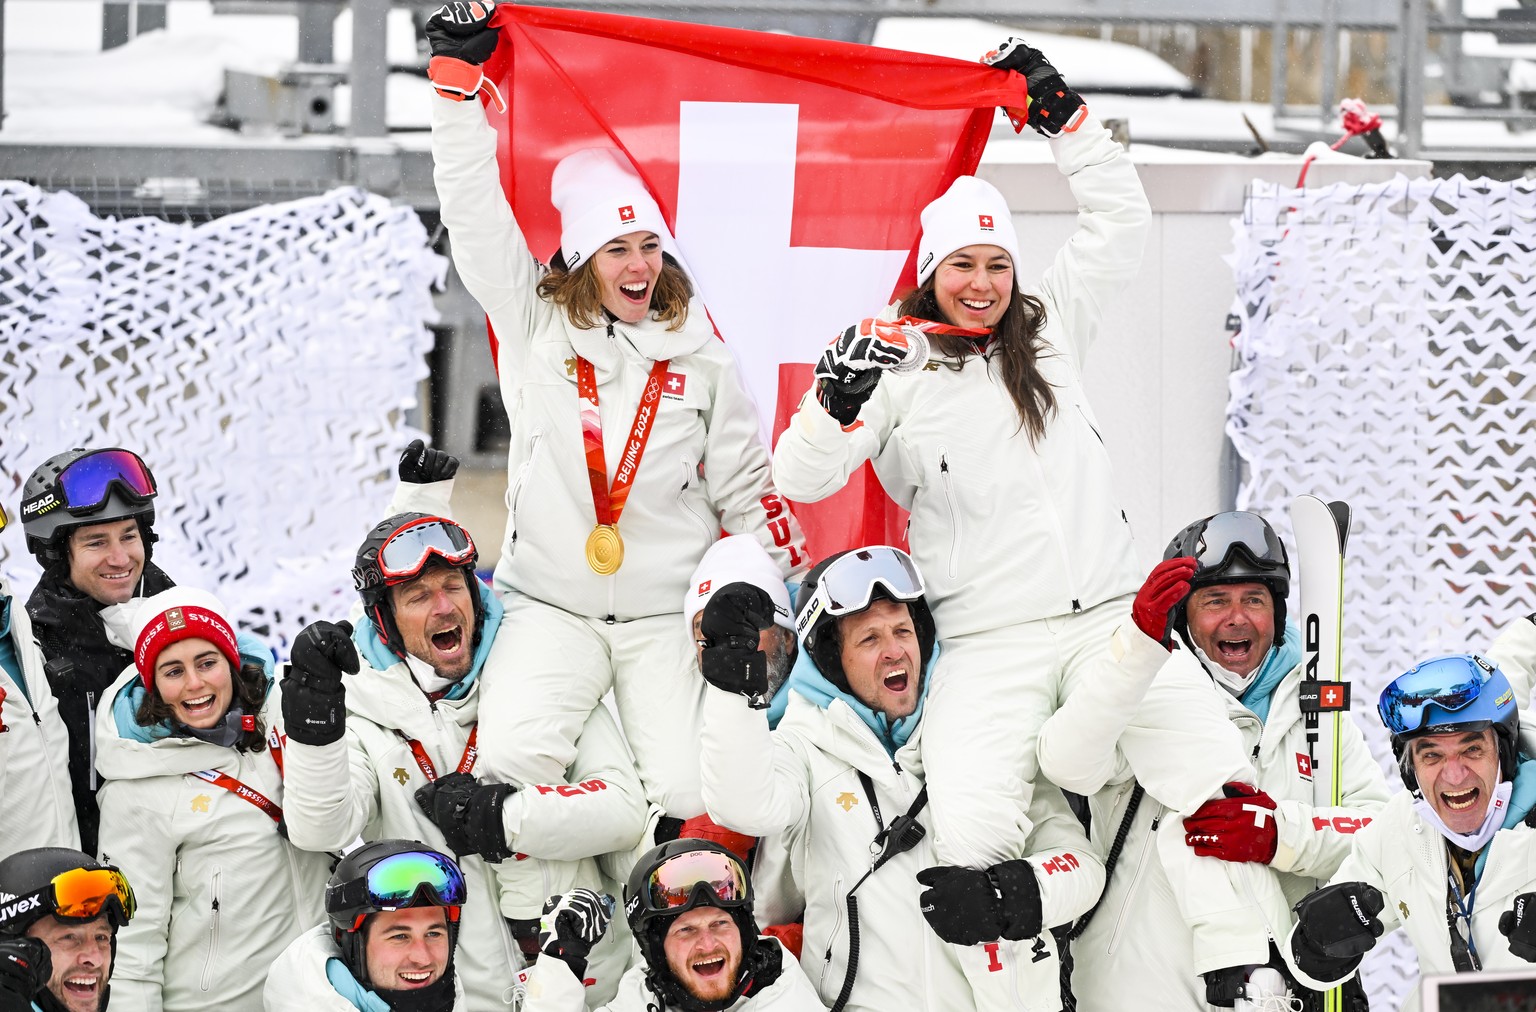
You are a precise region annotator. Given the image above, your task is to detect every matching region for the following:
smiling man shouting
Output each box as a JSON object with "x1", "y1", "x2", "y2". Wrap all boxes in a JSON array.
[{"x1": 1286, "y1": 654, "x2": 1536, "y2": 1012}]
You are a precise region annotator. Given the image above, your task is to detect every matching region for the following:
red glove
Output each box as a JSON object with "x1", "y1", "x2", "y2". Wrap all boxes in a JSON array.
[
  {"x1": 1183, "y1": 783, "x2": 1278, "y2": 864},
  {"x1": 1132, "y1": 556, "x2": 1196, "y2": 648},
  {"x1": 677, "y1": 814, "x2": 757, "y2": 865}
]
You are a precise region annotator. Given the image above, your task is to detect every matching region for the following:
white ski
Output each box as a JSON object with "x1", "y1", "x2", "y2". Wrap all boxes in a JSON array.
[{"x1": 1290, "y1": 494, "x2": 1351, "y2": 1012}]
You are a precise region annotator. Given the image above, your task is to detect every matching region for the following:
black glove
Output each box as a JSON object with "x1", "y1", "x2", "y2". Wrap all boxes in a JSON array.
[
  {"x1": 1291, "y1": 882, "x2": 1385, "y2": 981},
  {"x1": 282, "y1": 620, "x2": 358, "y2": 746},
  {"x1": 982, "y1": 37, "x2": 1087, "y2": 137},
  {"x1": 399, "y1": 438, "x2": 459, "y2": 484},
  {"x1": 0, "y1": 937, "x2": 49, "y2": 1008},
  {"x1": 700, "y1": 582, "x2": 775, "y2": 705},
  {"x1": 916, "y1": 860, "x2": 1042, "y2": 945},
  {"x1": 539, "y1": 889, "x2": 615, "y2": 979},
  {"x1": 1501, "y1": 892, "x2": 1536, "y2": 961},
  {"x1": 425, "y1": 1, "x2": 500, "y2": 64},
  {"x1": 415, "y1": 771, "x2": 516, "y2": 863},
  {"x1": 812, "y1": 319, "x2": 917, "y2": 426}
]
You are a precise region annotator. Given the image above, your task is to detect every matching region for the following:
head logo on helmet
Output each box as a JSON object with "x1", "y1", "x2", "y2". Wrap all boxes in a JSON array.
[{"x1": 352, "y1": 513, "x2": 484, "y2": 661}]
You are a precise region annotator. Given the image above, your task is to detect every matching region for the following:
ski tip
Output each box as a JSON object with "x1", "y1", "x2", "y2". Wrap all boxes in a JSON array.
[{"x1": 1326, "y1": 500, "x2": 1352, "y2": 550}]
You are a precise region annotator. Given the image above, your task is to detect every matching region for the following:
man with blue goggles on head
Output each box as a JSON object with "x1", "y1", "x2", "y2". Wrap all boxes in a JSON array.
[{"x1": 1284, "y1": 653, "x2": 1536, "y2": 1011}]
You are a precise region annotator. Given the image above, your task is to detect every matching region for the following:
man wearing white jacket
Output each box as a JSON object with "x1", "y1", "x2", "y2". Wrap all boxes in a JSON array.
[
  {"x1": 0, "y1": 496, "x2": 79, "y2": 860},
  {"x1": 1050, "y1": 512, "x2": 1392, "y2": 1011},
  {"x1": 522, "y1": 842, "x2": 824, "y2": 1012},
  {"x1": 265, "y1": 841, "x2": 470, "y2": 1012},
  {"x1": 696, "y1": 547, "x2": 1103, "y2": 1012},
  {"x1": 279, "y1": 509, "x2": 648, "y2": 1009},
  {"x1": 1286, "y1": 654, "x2": 1536, "y2": 1012}
]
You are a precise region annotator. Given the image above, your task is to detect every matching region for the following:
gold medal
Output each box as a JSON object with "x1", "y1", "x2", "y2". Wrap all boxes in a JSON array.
[{"x1": 585, "y1": 523, "x2": 624, "y2": 575}]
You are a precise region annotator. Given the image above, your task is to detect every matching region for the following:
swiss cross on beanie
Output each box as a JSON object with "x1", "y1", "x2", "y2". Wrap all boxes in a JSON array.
[
  {"x1": 131, "y1": 586, "x2": 242, "y2": 693},
  {"x1": 683, "y1": 535, "x2": 794, "y2": 638},
  {"x1": 916, "y1": 175, "x2": 1022, "y2": 286},
  {"x1": 550, "y1": 148, "x2": 669, "y2": 272}
]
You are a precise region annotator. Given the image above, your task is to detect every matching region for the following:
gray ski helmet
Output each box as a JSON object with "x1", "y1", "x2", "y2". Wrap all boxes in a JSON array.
[
  {"x1": 1163, "y1": 511, "x2": 1290, "y2": 649},
  {"x1": 795, "y1": 547, "x2": 936, "y2": 694},
  {"x1": 21, "y1": 448, "x2": 159, "y2": 565},
  {"x1": 352, "y1": 513, "x2": 485, "y2": 661},
  {"x1": 624, "y1": 838, "x2": 757, "y2": 1012},
  {"x1": 0, "y1": 848, "x2": 135, "y2": 937},
  {"x1": 326, "y1": 840, "x2": 465, "y2": 988}
]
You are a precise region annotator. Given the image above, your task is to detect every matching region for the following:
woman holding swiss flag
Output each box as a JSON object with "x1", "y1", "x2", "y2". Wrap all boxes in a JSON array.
[{"x1": 420, "y1": 0, "x2": 807, "y2": 911}]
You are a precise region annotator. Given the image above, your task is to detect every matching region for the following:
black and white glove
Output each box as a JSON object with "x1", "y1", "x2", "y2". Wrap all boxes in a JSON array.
[
  {"x1": 539, "y1": 889, "x2": 615, "y2": 979},
  {"x1": 813, "y1": 319, "x2": 921, "y2": 426},
  {"x1": 916, "y1": 860, "x2": 1043, "y2": 945},
  {"x1": 425, "y1": 1, "x2": 500, "y2": 102},
  {"x1": 0, "y1": 937, "x2": 49, "y2": 1009},
  {"x1": 1291, "y1": 882, "x2": 1385, "y2": 981},
  {"x1": 982, "y1": 37, "x2": 1087, "y2": 137},
  {"x1": 1500, "y1": 892, "x2": 1536, "y2": 961},
  {"x1": 414, "y1": 772, "x2": 516, "y2": 864},
  {"x1": 700, "y1": 582, "x2": 775, "y2": 705},
  {"x1": 399, "y1": 438, "x2": 459, "y2": 485},
  {"x1": 281, "y1": 620, "x2": 357, "y2": 746}
]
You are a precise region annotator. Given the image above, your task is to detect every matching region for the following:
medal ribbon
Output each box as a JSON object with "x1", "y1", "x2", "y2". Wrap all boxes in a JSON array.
[
  {"x1": 395, "y1": 724, "x2": 479, "y2": 783},
  {"x1": 577, "y1": 357, "x2": 671, "y2": 528},
  {"x1": 187, "y1": 731, "x2": 287, "y2": 825}
]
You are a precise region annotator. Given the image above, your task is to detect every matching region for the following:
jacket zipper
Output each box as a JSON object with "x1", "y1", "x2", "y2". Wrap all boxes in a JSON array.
[
  {"x1": 86, "y1": 691, "x2": 99, "y2": 789},
  {"x1": 1105, "y1": 801, "x2": 1164, "y2": 954},
  {"x1": 677, "y1": 459, "x2": 713, "y2": 540},
  {"x1": 201, "y1": 869, "x2": 222, "y2": 991},
  {"x1": 818, "y1": 873, "x2": 847, "y2": 999},
  {"x1": 1076, "y1": 403, "x2": 1105, "y2": 445},
  {"x1": 938, "y1": 448, "x2": 960, "y2": 580},
  {"x1": 505, "y1": 429, "x2": 544, "y2": 558}
]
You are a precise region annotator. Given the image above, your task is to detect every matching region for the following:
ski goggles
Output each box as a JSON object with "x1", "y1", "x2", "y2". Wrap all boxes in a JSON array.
[
  {"x1": 376, "y1": 517, "x2": 476, "y2": 584},
  {"x1": 1378, "y1": 654, "x2": 1505, "y2": 737},
  {"x1": 795, "y1": 546, "x2": 924, "y2": 644},
  {"x1": 20, "y1": 448, "x2": 157, "y2": 520},
  {"x1": 1173, "y1": 511, "x2": 1286, "y2": 574},
  {"x1": 329, "y1": 850, "x2": 468, "y2": 927},
  {"x1": 637, "y1": 848, "x2": 750, "y2": 916},
  {"x1": 0, "y1": 867, "x2": 137, "y2": 930}
]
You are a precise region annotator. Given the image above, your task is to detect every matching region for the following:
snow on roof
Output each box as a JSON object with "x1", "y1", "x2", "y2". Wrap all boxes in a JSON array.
[{"x1": 870, "y1": 19, "x2": 1195, "y2": 94}]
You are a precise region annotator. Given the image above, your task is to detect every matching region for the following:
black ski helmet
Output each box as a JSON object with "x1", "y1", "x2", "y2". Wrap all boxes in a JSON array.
[
  {"x1": 1163, "y1": 511, "x2": 1290, "y2": 650},
  {"x1": 352, "y1": 513, "x2": 485, "y2": 661},
  {"x1": 21, "y1": 448, "x2": 160, "y2": 566},
  {"x1": 1379, "y1": 653, "x2": 1521, "y2": 793},
  {"x1": 325, "y1": 840, "x2": 465, "y2": 990},
  {"x1": 0, "y1": 848, "x2": 135, "y2": 937},
  {"x1": 795, "y1": 546, "x2": 936, "y2": 693},
  {"x1": 624, "y1": 839, "x2": 758, "y2": 1012}
]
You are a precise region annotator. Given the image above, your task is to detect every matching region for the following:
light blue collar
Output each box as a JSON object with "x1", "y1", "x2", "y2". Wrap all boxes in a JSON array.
[
  {"x1": 325, "y1": 959, "x2": 391, "y2": 1012},
  {"x1": 786, "y1": 642, "x2": 939, "y2": 756},
  {"x1": 1238, "y1": 619, "x2": 1303, "y2": 723},
  {"x1": 354, "y1": 582, "x2": 502, "y2": 700}
]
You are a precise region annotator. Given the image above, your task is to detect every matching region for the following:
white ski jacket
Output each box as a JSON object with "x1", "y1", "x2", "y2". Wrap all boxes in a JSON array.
[
  {"x1": 771, "y1": 113, "x2": 1149, "y2": 636},
  {"x1": 0, "y1": 579, "x2": 79, "y2": 859},
  {"x1": 431, "y1": 95, "x2": 807, "y2": 620},
  {"x1": 279, "y1": 635, "x2": 647, "y2": 1011},
  {"x1": 93, "y1": 666, "x2": 330, "y2": 1012},
  {"x1": 1066, "y1": 639, "x2": 1391, "y2": 1011},
  {"x1": 263, "y1": 924, "x2": 468, "y2": 1011},
  {"x1": 521, "y1": 937, "x2": 824, "y2": 1012},
  {"x1": 1284, "y1": 784, "x2": 1536, "y2": 1012},
  {"x1": 700, "y1": 686, "x2": 1103, "y2": 1012}
]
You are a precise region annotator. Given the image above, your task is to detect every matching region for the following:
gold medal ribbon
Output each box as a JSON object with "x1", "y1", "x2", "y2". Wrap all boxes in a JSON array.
[{"x1": 577, "y1": 357, "x2": 670, "y2": 575}]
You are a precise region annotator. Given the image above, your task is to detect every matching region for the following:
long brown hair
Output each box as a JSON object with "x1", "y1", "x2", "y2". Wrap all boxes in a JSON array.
[
  {"x1": 899, "y1": 278, "x2": 1057, "y2": 444},
  {"x1": 135, "y1": 658, "x2": 270, "y2": 753},
  {"x1": 536, "y1": 251, "x2": 694, "y2": 332}
]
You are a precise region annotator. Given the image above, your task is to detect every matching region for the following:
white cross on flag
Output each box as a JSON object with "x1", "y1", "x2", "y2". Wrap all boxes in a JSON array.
[{"x1": 478, "y1": 6, "x2": 1026, "y2": 555}]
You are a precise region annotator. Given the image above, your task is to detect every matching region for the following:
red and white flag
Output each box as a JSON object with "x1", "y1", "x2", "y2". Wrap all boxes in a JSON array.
[{"x1": 479, "y1": 6, "x2": 1025, "y2": 556}]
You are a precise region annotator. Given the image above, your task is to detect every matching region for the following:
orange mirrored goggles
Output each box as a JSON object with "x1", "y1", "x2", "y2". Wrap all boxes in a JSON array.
[{"x1": 0, "y1": 867, "x2": 137, "y2": 931}]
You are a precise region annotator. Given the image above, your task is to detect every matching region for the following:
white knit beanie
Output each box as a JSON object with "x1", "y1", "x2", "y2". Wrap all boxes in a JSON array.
[
  {"x1": 683, "y1": 535, "x2": 794, "y2": 638},
  {"x1": 915, "y1": 175, "x2": 1022, "y2": 286},
  {"x1": 550, "y1": 148, "x2": 669, "y2": 273}
]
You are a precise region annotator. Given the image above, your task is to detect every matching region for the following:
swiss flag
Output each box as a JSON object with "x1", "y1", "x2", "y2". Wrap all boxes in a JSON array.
[
  {"x1": 479, "y1": 7, "x2": 1026, "y2": 557},
  {"x1": 979, "y1": 213, "x2": 995, "y2": 230},
  {"x1": 618, "y1": 205, "x2": 636, "y2": 223},
  {"x1": 1296, "y1": 753, "x2": 1313, "y2": 779},
  {"x1": 663, "y1": 370, "x2": 688, "y2": 400}
]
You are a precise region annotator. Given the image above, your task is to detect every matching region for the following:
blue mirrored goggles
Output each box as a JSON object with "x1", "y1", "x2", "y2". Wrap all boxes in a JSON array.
[{"x1": 1378, "y1": 654, "x2": 1504, "y2": 737}]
